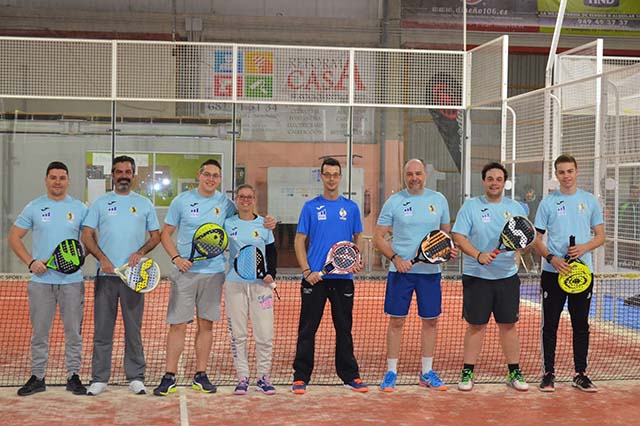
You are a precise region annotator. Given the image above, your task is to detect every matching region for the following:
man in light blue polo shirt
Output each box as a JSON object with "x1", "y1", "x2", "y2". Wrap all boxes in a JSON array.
[
  {"x1": 8, "y1": 161, "x2": 88, "y2": 396},
  {"x1": 82, "y1": 155, "x2": 161, "y2": 396},
  {"x1": 452, "y1": 162, "x2": 529, "y2": 392},
  {"x1": 374, "y1": 159, "x2": 457, "y2": 392}
]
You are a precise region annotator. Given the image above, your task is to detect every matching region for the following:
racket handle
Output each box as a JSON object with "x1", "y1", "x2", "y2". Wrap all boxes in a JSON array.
[
  {"x1": 270, "y1": 282, "x2": 281, "y2": 300},
  {"x1": 493, "y1": 249, "x2": 500, "y2": 255}
]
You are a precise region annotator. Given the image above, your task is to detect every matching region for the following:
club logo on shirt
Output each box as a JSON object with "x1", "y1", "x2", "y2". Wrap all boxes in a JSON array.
[
  {"x1": 504, "y1": 211, "x2": 511, "y2": 219},
  {"x1": 190, "y1": 204, "x2": 200, "y2": 217},
  {"x1": 481, "y1": 209, "x2": 491, "y2": 223},
  {"x1": 317, "y1": 208, "x2": 327, "y2": 221},
  {"x1": 578, "y1": 203, "x2": 586, "y2": 213},
  {"x1": 403, "y1": 205, "x2": 413, "y2": 216},
  {"x1": 130, "y1": 206, "x2": 137, "y2": 214},
  {"x1": 66, "y1": 212, "x2": 74, "y2": 222},
  {"x1": 428, "y1": 204, "x2": 436, "y2": 214},
  {"x1": 214, "y1": 207, "x2": 220, "y2": 216},
  {"x1": 339, "y1": 208, "x2": 347, "y2": 221},
  {"x1": 229, "y1": 227, "x2": 238, "y2": 240},
  {"x1": 253, "y1": 230, "x2": 260, "y2": 238},
  {"x1": 557, "y1": 204, "x2": 567, "y2": 216},
  {"x1": 107, "y1": 202, "x2": 117, "y2": 215},
  {"x1": 41, "y1": 207, "x2": 51, "y2": 222}
]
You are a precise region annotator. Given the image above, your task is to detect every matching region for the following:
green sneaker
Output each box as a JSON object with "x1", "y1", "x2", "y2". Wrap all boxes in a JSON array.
[
  {"x1": 507, "y1": 368, "x2": 529, "y2": 391},
  {"x1": 457, "y1": 368, "x2": 474, "y2": 391}
]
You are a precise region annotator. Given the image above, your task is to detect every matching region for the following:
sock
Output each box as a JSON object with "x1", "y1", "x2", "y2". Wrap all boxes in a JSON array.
[
  {"x1": 165, "y1": 372, "x2": 176, "y2": 378},
  {"x1": 508, "y1": 364, "x2": 520, "y2": 373},
  {"x1": 421, "y1": 357, "x2": 433, "y2": 374},
  {"x1": 463, "y1": 364, "x2": 474, "y2": 372},
  {"x1": 387, "y1": 359, "x2": 398, "y2": 374}
]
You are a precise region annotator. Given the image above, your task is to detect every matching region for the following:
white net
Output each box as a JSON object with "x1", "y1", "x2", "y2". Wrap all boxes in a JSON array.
[
  {"x1": 467, "y1": 36, "x2": 507, "y2": 108},
  {"x1": 0, "y1": 38, "x2": 112, "y2": 99},
  {"x1": 555, "y1": 40, "x2": 601, "y2": 85}
]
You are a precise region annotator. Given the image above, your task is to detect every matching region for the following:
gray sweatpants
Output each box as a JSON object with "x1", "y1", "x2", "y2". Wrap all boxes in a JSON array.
[
  {"x1": 91, "y1": 275, "x2": 145, "y2": 383},
  {"x1": 27, "y1": 281, "x2": 84, "y2": 379},
  {"x1": 225, "y1": 280, "x2": 274, "y2": 379}
]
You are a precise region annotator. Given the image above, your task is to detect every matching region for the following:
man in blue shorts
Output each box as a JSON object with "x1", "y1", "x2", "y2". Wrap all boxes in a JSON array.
[
  {"x1": 154, "y1": 159, "x2": 275, "y2": 396},
  {"x1": 374, "y1": 158, "x2": 457, "y2": 392},
  {"x1": 533, "y1": 154, "x2": 604, "y2": 392},
  {"x1": 82, "y1": 155, "x2": 161, "y2": 396},
  {"x1": 291, "y1": 157, "x2": 367, "y2": 394},
  {"x1": 452, "y1": 162, "x2": 529, "y2": 392},
  {"x1": 8, "y1": 161, "x2": 88, "y2": 396}
]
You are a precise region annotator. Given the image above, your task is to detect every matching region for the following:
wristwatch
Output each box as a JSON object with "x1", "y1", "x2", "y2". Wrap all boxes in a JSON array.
[{"x1": 545, "y1": 253, "x2": 554, "y2": 263}]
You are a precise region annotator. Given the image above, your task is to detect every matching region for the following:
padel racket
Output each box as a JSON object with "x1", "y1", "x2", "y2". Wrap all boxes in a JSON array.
[
  {"x1": 558, "y1": 235, "x2": 592, "y2": 294},
  {"x1": 233, "y1": 245, "x2": 280, "y2": 299},
  {"x1": 411, "y1": 229, "x2": 455, "y2": 264},
  {"x1": 493, "y1": 215, "x2": 536, "y2": 254},
  {"x1": 45, "y1": 239, "x2": 85, "y2": 274},
  {"x1": 234, "y1": 245, "x2": 267, "y2": 280},
  {"x1": 115, "y1": 258, "x2": 161, "y2": 293},
  {"x1": 318, "y1": 241, "x2": 361, "y2": 277},
  {"x1": 188, "y1": 223, "x2": 228, "y2": 262}
]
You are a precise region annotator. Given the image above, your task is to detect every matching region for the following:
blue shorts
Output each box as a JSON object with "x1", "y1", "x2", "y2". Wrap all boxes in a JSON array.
[{"x1": 384, "y1": 272, "x2": 442, "y2": 319}]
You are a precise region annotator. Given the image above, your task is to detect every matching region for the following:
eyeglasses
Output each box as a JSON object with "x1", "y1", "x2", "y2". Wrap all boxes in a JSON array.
[
  {"x1": 322, "y1": 172, "x2": 341, "y2": 179},
  {"x1": 201, "y1": 171, "x2": 221, "y2": 179},
  {"x1": 236, "y1": 195, "x2": 254, "y2": 200}
]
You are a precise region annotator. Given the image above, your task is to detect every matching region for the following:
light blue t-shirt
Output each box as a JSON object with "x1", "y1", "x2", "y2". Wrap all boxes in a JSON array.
[
  {"x1": 15, "y1": 195, "x2": 88, "y2": 284},
  {"x1": 83, "y1": 191, "x2": 160, "y2": 272},
  {"x1": 225, "y1": 215, "x2": 275, "y2": 284},
  {"x1": 377, "y1": 188, "x2": 451, "y2": 274},
  {"x1": 452, "y1": 196, "x2": 526, "y2": 280},
  {"x1": 534, "y1": 189, "x2": 604, "y2": 272},
  {"x1": 297, "y1": 195, "x2": 363, "y2": 280},
  {"x1": 165, "y1": 189, "x2": 235, "y2": 274}
]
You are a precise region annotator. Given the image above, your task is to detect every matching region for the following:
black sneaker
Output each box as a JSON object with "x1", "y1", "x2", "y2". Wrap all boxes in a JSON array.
[
  {"x1": 572, "y1": 373, "x2": 597, "y2": 392},
  {"x1": 539, "y1": 373, "x2": 555, "y2": 392},
  {"x1": 17, "y1": 375, "x2": 46, "y2": 396},
  {"x1": 66, "y1": 373, "x2": 87, "y2": 395},
  {"x1": 153, "y1": 374, "x2": 177, "y2": 396},
  {"x1": 192, "y1": 372, "x2": 217, "y2": 393}
]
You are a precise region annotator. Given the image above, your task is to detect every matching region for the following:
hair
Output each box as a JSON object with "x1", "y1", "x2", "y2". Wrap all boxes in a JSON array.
[
  {"x1": 554, "y1": 154, "x2": 578, "y2": 170},
  {"x1": 481, "y1": 161, "x2": 508, "y2": 180},
  {"x1": 46, "y1": 161, "x2": 69, "y2": 177},
  {"x1": 320, "y1": 157, "x2": 341, "y2": 175},
  {"x1": 235, "y1": 183, "x2": 255, "y2": 195},
  {"x1": 199, "y1": 159, "x2": 222, "y2": 172},
  {"x1": 111, "y1": 155, "x2": 136, "y2": 174}
]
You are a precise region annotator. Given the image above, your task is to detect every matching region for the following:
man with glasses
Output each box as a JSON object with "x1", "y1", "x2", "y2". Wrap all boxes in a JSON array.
[
  {"x1": 291, "y1": 157, "x2": 368, "y2": 394},
  {"x1": 154, "y1": 159, "x2": 275, "y2": 396},
  {"x1": 82, "y1": 155, "x2": 161, "y2": 396}
]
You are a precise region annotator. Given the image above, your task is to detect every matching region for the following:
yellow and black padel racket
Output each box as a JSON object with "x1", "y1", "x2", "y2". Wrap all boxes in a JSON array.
[{"x1": 558, "y1": 235, "x2": 592, "y2": 294}]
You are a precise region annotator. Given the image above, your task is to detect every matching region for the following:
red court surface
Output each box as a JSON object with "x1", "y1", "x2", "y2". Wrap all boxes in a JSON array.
[{"x1": 1, "y1": 381, "x2": 639, "y2": 426}]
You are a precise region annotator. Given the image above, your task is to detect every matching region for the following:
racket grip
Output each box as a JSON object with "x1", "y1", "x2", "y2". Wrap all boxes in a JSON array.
[
  {"x1": 270, "y1": 282, "x2": 281, "y2": 300},
  {"x1": 492, "y1": 249, "x2": 499, "y2": 255}
]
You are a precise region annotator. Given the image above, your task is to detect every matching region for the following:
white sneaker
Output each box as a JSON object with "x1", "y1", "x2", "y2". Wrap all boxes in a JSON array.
[
  {"x1": 506, "y1": 369, "x2": 529, "y2": 391},
  {"x1": 87, "y1": 382, "x2": 108, "y2": 396},
  {"x1": 129, "y1": 380, "x2": 146, "y2": 395},
  {"x1": 457, "y1": 369, "x2": 474, "y2": 391}
]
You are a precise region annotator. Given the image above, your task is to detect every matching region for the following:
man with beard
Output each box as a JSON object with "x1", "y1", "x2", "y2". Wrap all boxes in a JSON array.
[{"x1": 82, "y1": 156, "x2": 161, "y2": 396}]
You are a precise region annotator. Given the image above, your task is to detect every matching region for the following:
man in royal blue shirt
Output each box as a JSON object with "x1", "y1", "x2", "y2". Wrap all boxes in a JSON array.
[{"x1": 291, "y1": 157, "x2": 367, "y2": 394}]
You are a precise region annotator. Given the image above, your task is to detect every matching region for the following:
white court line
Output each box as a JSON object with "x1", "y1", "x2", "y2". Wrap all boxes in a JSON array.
[{"x1": 179, "y1": 388, "x2": 189, "y2": 426}]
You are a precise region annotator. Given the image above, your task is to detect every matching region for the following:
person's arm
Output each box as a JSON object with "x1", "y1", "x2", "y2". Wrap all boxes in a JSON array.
[
  {"x1": 127, "y1": 230, "x2": 161, "y2": 267},
  {"x1": 161, "y1": 223, "x2": 192, "y2": 273},
  {"x1": 8, "y1": 226, "x2": 46, "y2": 274},
  {"x1": 452, "y1": 232, "x2": 496, "y2": 266},
  {"x1": 294, "y1": 232, "x2": 321, "y2": 285},
  {"x1": 81, "y1": 226, "x2": 115, "y2": 274},
  {"x1": 374, "y1": 224, "x2": 411, "y2": 273},
  {"x1": 532, "y1": 230, "x2": 572, "y2": 275}
]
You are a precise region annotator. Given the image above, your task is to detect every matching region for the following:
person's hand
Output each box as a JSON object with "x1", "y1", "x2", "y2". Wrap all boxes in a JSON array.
[
  {"x1": 100, "y1": 258, "x2": 116, "y2": 274},
  {"x1": 29, "y1": 259, "x2": 47, "y2": 275},
  {"x1": 550, "y1": 256, "x2": 572, "y2": 275},
  {"x1": 477, "y1": 251, "x2": 497, "y2": 265},
  {"x1": 393, "y1": 256, "x2": 412, "y2": 273},
  {"x1": 128, "y1": 252, "x2": 143, "y2": 267},
  {"x1": 449, "y1": 246, "x2": 460, "y2": 261},
  {"x1": 304, "y1": 271, "x2": 323, "y2": 286},
  {"x1": 263, "y1": 274, "x2": 275, "y2": 285},
  {"x1": 173, "y1": 257, "x2": 193, "y2": 273},
  {"x1": 263, "y1": 215, "x2": 277, "y2": 230}
]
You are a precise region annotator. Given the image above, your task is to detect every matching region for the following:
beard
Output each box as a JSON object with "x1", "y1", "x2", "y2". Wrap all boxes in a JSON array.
[{"x1": 116, "y1": 178, "x2": 131, "y2": 192}]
